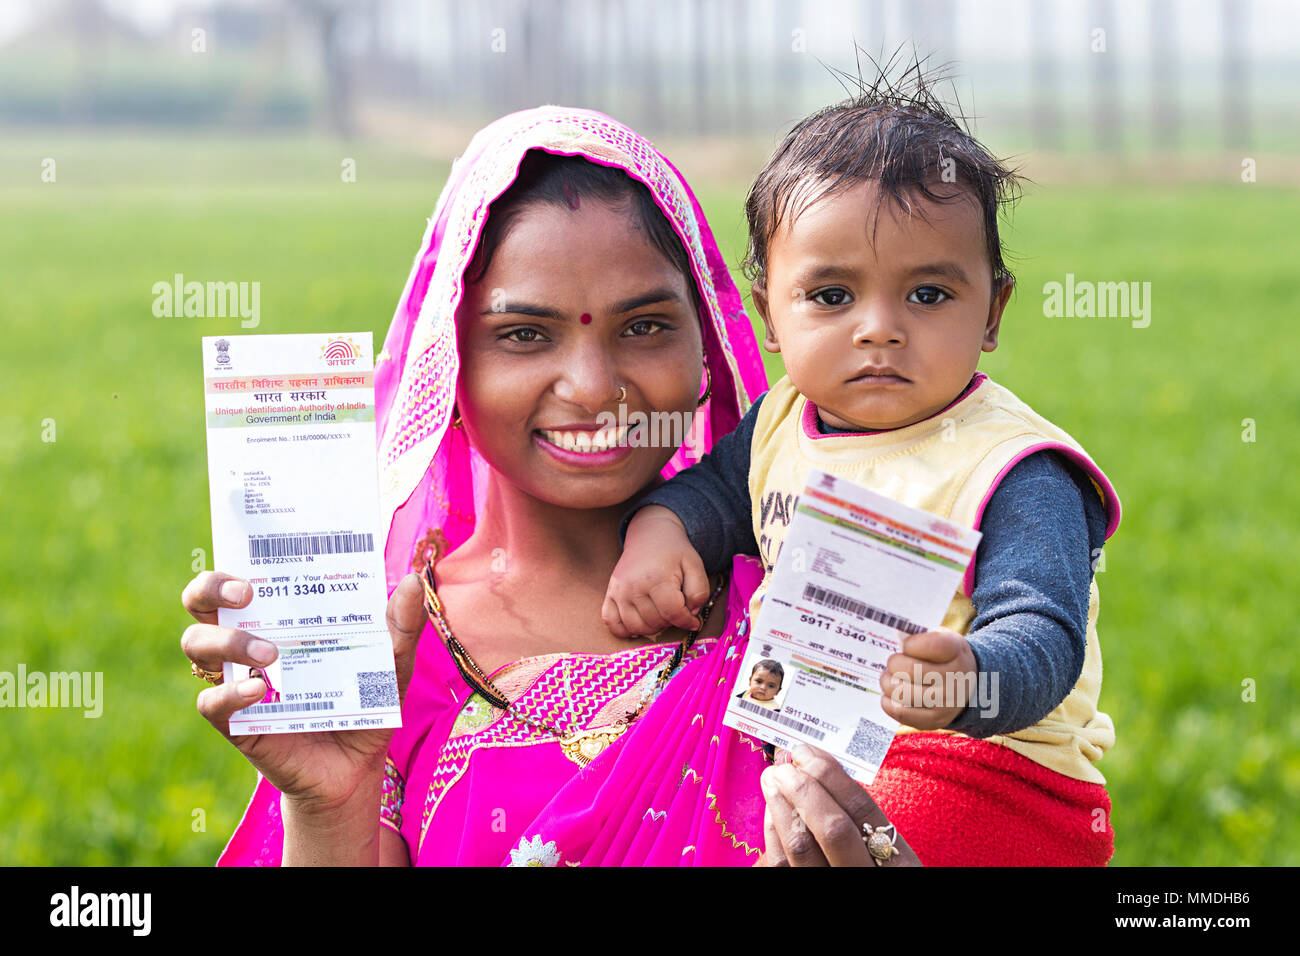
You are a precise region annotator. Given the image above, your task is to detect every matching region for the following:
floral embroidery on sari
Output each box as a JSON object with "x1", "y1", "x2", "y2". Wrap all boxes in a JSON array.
[{"x1": 507, "y1": 834, "x2": 563, "y2": 867}]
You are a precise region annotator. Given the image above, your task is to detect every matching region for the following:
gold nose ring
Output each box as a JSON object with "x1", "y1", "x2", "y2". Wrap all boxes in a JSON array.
[{"x1": 615, "y1": 385, "x2": 627, "y2": 403}]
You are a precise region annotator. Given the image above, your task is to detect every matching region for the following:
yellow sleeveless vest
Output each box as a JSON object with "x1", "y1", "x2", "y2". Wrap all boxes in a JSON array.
[{"x1": 747, "y1": 374, "x2": 1122, "y2": 785}]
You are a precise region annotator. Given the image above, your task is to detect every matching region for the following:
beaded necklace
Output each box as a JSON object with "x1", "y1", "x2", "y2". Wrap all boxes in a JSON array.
[{"x1": 419, "y1": 556, "x2": 725, "y2": 762}]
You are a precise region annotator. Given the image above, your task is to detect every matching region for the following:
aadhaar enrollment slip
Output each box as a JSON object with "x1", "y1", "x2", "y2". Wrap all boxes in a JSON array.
[
  {"x1": 201, "y1": 333, "x2": 400, "y2": 736},
  {"x1": 723, "y1": 470, "x2": 981, "y2": 784}
]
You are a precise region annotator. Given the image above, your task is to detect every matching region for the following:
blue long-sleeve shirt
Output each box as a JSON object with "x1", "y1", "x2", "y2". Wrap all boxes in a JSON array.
[{"x1": 622, "y1": 390, "x2": 1107, "y2": 738}]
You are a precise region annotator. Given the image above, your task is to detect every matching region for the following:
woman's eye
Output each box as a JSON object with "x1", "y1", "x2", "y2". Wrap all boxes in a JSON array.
[
  {"x1": 908, "y1": 286, "x2": 949, "y2": 306},
  {"x1": 810, "y1": 288, "x2": 851, "y2": 307},
  {"x1": 625, "y1": 319, "x2": 664, "y2": 336},
  {"x1": 502, "y1": 327, "x2": 543, "y2": 343}
]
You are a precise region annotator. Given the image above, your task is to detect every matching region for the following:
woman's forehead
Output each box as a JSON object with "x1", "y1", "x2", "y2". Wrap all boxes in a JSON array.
[{"x1": 471, "y1": 201, "x2": 697, "y2": 307}]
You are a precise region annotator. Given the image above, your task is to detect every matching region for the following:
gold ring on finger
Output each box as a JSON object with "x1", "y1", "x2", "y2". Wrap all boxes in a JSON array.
[
  {"x1": 191, "y1": 661, "x2": 224, "y2": 684},
  {"x1": 863, "y1": 822, "x2": 900, "y2": 864}
]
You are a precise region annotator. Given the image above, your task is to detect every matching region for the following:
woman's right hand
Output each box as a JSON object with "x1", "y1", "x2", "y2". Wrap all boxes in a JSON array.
[
  {"x1": 757, "y1": 745, "x2": 922, "y2": 867},
  {"x1": 180, "y1": 570, "x2": 426, "y2": 815}
]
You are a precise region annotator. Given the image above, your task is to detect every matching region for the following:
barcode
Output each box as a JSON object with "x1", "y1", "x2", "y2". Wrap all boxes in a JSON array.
[
  {"x1": 240, "y1": 701, "x2": 335, "y2": 715},
  {"x1": 801, "y1": 583, "x2": 924, "y2": 635},
  {"x1": 846, "y1": 717, "x2": 894, "y2": 765},
  {"x1": 734, "y1": 698, "x2": 826, "y2": 741},
  {"x1": 248, "y1": 531, "x2": 374, "y2": 560},
  {"x1": 736, "y1": 697, "x2": 773, "y2": 717},
  {"x1": 772, "y1": 710, "x2": 826, "y2": 741}
]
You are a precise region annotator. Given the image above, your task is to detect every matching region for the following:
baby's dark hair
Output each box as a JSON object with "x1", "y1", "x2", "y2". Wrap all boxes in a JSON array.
[
  {"x1": 466, "y1": 150, "x2": 701, "y2": 317},
  {"x1": 751, "y1": 659, "x2": 784, "y2": 685},
  {"x1": 743, "y1": 55, "x2": 1021, "y2": 293}
]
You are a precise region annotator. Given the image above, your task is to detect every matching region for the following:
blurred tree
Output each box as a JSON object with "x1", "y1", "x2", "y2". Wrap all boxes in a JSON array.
[
  {"x1": 1149, "y1": 0, "x2": 1179, "y2": 149},
  {"x1": 68, "y1": 0, "x2": 108, "y2": 122},
  {"x1": 1089, "y1": 0, "x2": 1120, "y2": 153},
  {"x1": 693, "y1": 0, "x2": 709, "y2": 134},
  {"x1": 1030, "y1": 0, "x2": 1062, "y2": 150},
  {"x1": 293, "y1": 0, "x2": 355, "y2": 138},
  {"x1": 1221, "y1": 0, "x2": 1249, "y2": 148}
]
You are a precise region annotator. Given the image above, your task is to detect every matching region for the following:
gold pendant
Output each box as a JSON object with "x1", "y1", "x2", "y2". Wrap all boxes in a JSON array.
[{"x1": 559, "y1": 726, "x2": 627, "y2": 768}]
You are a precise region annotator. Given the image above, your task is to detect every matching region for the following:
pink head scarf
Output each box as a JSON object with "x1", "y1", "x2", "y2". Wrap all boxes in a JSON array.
[{"x1": 218, "y1": 106, "x2": 773, "y2": 867}]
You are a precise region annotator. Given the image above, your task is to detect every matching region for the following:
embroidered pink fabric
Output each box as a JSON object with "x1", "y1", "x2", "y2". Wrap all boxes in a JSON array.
[{"x1": 217, "y1": 106, "x2": 770, "y2": 867}]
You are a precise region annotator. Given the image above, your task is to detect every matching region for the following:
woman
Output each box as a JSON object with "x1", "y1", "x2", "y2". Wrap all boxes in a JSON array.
[
  {"x1": 247, "y1": 667, "x2": 278, "y2": 704},
  {"x1": 181, "y1": 106, "x2": 919, "y2": 866}
]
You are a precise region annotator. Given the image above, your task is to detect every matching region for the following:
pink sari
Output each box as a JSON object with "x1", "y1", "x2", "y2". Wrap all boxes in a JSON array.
[{"x1": 218, "y1": 106, "x2": 771, "y2": 866}]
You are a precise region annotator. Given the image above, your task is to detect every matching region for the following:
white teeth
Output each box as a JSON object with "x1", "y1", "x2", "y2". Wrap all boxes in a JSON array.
[{"x1": 539, "y1": 424, "x2": 630, "y2": 453}]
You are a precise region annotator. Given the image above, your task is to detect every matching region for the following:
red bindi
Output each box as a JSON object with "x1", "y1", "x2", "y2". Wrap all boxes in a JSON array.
[{"x1": 579, "y1": 313, "x2": 592, "y2": 324}]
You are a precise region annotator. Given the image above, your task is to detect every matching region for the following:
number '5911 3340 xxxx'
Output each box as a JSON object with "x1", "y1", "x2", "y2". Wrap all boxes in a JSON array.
[
  {"x1": 257, "y1": 583, "x2": 327, "y2": 598},
  {"x1": 799, "y1": 613, "x2": 869, "y2": 643}
]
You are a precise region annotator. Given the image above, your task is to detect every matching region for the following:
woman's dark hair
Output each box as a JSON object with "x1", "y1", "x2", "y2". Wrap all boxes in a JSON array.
[
  {"x1": 465, "y1": 150, "x2": 701, "y2": 317},
  {"x1": 743, "y1": 56, "x2": 1021, "y2": 293}
]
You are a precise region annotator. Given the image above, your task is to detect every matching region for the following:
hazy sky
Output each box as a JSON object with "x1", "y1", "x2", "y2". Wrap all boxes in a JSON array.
[{"x1": 2, "y1": 0, "x2": 1296, "y2": 62}]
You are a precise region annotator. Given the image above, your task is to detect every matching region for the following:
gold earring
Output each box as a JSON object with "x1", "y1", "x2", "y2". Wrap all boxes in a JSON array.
[
  {"x1": 451, "y1": 405, "x2": 463, "y2": 429},
  {"x1": 696, "y1": 364, "x2": 711, "y2": 408},
  {"x1": 615, "y1": 385, "x2": 627, "y2": 404}
]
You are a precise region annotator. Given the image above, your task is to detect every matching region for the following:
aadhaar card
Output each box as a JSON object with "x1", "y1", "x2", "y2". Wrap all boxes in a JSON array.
[
  {"x1": 201, "y1": 333, "x2": 400, "y2": 736},
  {"x1": 723, "y1": 469, "x2": 981, "y2": 784}
]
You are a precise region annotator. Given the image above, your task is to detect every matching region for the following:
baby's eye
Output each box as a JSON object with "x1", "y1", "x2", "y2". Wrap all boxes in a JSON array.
[
  {"x1": 810, "y1": 287, "x2": 852, "y2": 307},
  {"x1": 908, "y1": 286, "x2": 949, "y2": 306}
]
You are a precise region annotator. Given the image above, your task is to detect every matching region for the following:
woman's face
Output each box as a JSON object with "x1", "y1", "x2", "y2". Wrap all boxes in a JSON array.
[{"x1": 455, "y1": 197, "x2": 705, "y2": 511}]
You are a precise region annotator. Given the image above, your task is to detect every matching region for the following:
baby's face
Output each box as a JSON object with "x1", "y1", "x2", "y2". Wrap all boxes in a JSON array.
[
  {"x1": 748, "y1": 668, "x2": 781, "y2": 701},
  {"x1": 757, "y1": 179, "x2": 1011, "y2": 431}
]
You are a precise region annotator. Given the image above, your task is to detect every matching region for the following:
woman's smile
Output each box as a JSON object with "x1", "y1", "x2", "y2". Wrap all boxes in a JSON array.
[{"x1": 534, "y1": 423, "x2": 634, "y2": 463}]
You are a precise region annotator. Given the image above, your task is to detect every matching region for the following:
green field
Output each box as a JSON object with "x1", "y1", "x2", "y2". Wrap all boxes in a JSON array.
[{"x1": 1, "y1": 132, "x2": 1296, "y2": 865}]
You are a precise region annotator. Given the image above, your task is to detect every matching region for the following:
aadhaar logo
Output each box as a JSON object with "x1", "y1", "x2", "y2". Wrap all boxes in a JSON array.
[{"x1": 321, "y1": 337, "x2": 361, "y2": 366}]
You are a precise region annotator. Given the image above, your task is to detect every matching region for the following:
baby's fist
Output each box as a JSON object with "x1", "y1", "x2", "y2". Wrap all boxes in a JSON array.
[{"x1": 878, "y1": 627, "x2": 977, "y2": 730}]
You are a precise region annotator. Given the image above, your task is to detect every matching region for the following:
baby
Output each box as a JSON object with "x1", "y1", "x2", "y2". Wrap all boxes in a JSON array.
[
  {"x1": 737, "y1": 659, "x2": 784, "y2": 708},
  {"x1": 604, "y1": 77, "x2": 1121, "y2": 780}
]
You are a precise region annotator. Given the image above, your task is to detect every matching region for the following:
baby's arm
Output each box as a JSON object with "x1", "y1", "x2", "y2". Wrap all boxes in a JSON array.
[
  {"x1": 603, "y1": 394, "x2": 766, "y2": 637},
  {"x1": 881, "y1": 451, "x2": 1108, "y2": 735}
]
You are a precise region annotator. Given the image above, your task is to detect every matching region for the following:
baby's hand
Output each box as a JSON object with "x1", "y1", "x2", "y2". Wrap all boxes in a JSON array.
[
  {"x1": 879, "y1": 628, "x2": 978, "y2": 730},
  {"x1": 603, "y1": 506, "x2": 711, "y2": 638}
]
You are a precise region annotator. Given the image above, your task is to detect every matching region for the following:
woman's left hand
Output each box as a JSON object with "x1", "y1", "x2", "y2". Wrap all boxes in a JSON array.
[{"x1": 757, "y1": 745, "x2": 921, "y2": 867}]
